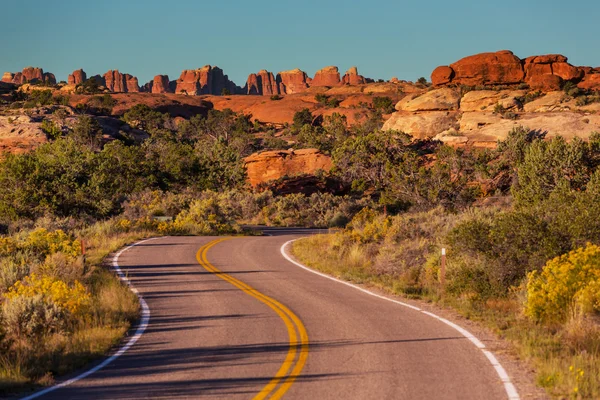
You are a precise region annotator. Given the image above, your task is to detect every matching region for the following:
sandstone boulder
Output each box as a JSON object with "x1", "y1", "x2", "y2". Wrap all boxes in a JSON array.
[
  {"x1": 449, "y1": 51, "x2": 525, "y2": 86},
  {"x1": 527, "y1": 74, "x2": 563, "y2": 91},
  {"x1": 524, "y1": 55, "x2": 584, "y2": 83},
  {"x1": 244, "y1": 148, "x2": 332, "y2": 187},
  {"x1": 578, "y1": 74, "x2": 600, "y2": 91},
  {"x1": 0, "y1": 115, "x2": 48, "y2": 154},
  {"x1": 382, "y1": 111, "x2": 458, "y2": 139},
  {"x1": 431, "y1": 66, "x2": 454, "y2": 86},
  {"x1": 459, "y1": 112, "x2": 600, "y2": 143},
  {"x1": 68, "y1": 69, "x2": 87, "y2": 85},
  {"x1": 341, "y1": 67, "x2": 366, "y2": 85},
  {"x1": 311, "y1": 66, "x2": 341, "y2": 87},
  {"x1": 460, "y1": 90, "x2": 526, "y2": 112},
  {"x1": 276, "y1": 69, "x2": 310, "y2": 94},
  {"x1": 395, "y1": 88, "x2": 460, "y2": 112},
  {"x1": 522, "y1": 92, "x2": 573, "y2": 113}
]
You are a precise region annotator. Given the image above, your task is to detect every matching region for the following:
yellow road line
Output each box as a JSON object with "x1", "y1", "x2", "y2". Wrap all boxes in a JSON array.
[{"x1": 196, "y1": 238, "x2": 309, "y2": 399}]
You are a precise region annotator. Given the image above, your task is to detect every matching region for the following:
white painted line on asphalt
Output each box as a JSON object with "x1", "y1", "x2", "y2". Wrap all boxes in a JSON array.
[
  {"x1": 280, "y1": 239, "x2": 520, "y2": 400},
  {"x1": 21, "y1": 237, "x2": 161, "y2": 400}
]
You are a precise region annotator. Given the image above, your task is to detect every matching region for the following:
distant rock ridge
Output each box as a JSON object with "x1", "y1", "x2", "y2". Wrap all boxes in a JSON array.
[
  {"x1": 431, "y1": 50, "x2": 598, "y2": 92},
  {"x1": 1, "y1": 67, "x2": 55, "y2": 85}
]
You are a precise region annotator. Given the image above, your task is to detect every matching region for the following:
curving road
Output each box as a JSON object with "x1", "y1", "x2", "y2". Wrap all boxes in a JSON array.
[{"x1": 26, "y1": 229, "x2": 515, "y2": 399}]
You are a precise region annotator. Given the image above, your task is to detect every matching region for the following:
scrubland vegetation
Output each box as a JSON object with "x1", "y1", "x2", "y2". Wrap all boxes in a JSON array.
[
  {"x1": 1, "y1": 87, "x2": 599, "y2": 397},
  {"x1": 293, "y1": 128, "x2": 600, "y2": 399}
]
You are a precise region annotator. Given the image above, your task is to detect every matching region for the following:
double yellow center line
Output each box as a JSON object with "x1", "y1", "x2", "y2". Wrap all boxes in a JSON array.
[{"x1": 196, "y1": 238, "x2": 309, "y2": 399}]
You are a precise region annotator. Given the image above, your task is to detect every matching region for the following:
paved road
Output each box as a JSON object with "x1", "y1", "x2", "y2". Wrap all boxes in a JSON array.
[{"x1": 31, "y1": 229, "x2": 511, "y2": 399}]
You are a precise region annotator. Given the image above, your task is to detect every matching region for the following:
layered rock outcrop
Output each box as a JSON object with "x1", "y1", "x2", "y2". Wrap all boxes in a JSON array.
[
  {"x1": 341, "y1": 67, "x2": 367, "y2": 85},
  {"x1": 244, "y1": 149, "x2": 332, "y2": 187},
  {"x1": 276, "y1": 69, "x2": 310, "y2": 94},
  {"x1": 246, "y1": 70, "x2": 279, "y2": 95},
  {"x1": 68, "y1": 69, "x2": 87, "y2": 85},
  {"x1": 433, "y1": 51, "x2": 525, "y2": 86},
  {"x1": 103, "y1": 70, "x2": 140, "y2": 93},
  {"x1": 431, "y1": 50, "x2": 595, "y2": 92},
  {"x1": 311, "y1": 66, "x2": 341, "y2": 87},
  {"x1": 174, "y1": 65, "x2": 239, "y2": 95}
]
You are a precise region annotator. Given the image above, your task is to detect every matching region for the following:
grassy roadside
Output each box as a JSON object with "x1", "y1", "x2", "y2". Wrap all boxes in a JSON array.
[
  {"x1": 292, "y1": 233, "x2": 600, "y2": 399},
  {"x1": 0, "y1": 223, "x2": 158, "y2": 395}
]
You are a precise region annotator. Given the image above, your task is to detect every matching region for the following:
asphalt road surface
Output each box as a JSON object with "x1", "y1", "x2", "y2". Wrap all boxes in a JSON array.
[{"x1": 28, "y1": 228, "x2": 513, "y2": 399}]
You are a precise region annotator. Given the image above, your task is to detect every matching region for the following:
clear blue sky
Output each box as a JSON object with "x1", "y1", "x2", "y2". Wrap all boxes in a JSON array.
[{"x1": 2, "y1": 0, "x2": 599, "y2": 86}]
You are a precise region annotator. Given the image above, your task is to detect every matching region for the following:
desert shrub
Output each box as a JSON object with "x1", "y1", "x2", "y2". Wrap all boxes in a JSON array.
[
  {"x1": 372, "y1": 96, "x2": 395, "y2": 113},
  {"x1": 2, "y1": 294, "x2": 67, "y2": 340},
  {"x1": 526, "y1": 244, "x2": 600, "y2": 323},
  {"x1": 23, "y1": 228, "x2": 81, "y2": 261},
  {"x1": 23, "y1": 90, "x2": 53, "y2": 108},
  {"x1": 41, "y1": 119, "x2": 62, "y2": 140},
  {"x1": 174, "y1": 196, "x2": 240, "y2": 235},
  {"x1": 293, "y1": 108, "x2": 313, "y2": 128},
  {"x1": 270, "y1": 95, "x2": 282, "y2": 101}
]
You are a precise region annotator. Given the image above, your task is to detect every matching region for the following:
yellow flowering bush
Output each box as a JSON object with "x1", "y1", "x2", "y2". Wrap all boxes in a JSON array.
[
  {"x1": 526, "y1": 243, "x2": 600, "y2": 323},
  {"x1": 24, "y1": 228, "x2": 81, "y2": 259},
  {"x1": 347, "y1": 208, "x2": 391, "y2": 243},
  {"x1": 4, "y1": 273, "x2": 91, "y2": 316},
  {"x1": 0, "y1": 236, "x2": 17, "y2": 256}
]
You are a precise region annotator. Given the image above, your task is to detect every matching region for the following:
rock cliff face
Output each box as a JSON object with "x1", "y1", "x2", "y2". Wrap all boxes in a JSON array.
[
  {"x1": 341, "y1": 67, "x2": 367, "y2": 85},
  {"x1": 276, "y1": 69, "x2": 310, "y2": 94},
  {"x1": 311, "y1": 66, "x2": 341, "y2": 87},
  {"x1": 431, "y1": 51, "x2": 596, "y2": 92},
  {"x1": 103, "y1": 70, "x2": 140, "y2": 93},
  {"x1": 68, "y1": 69, "x2": 87, "y2": 85},
  {"x1": 151, "y1": 75, "x2": 172, "y2": 94},
  {"x1": 244, "y1": 149, "x2": 332, "y2": 187},
  {"x1": 174, "y1": 66, "x2": 239, "y2": 95},
  {"x1": 246, "y1": 70, "x2": 279, "y2": 95},
  {"x1": 1, "y1": 72, "x2": 14, "y2": 83}
]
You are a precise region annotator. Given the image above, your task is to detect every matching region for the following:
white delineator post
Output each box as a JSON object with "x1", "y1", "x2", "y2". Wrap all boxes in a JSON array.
[{"x1": 440, "y1": 248, "x2": 446, "y2": 294}]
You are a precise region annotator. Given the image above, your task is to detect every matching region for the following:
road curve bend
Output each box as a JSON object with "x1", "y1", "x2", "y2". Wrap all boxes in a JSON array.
[{"x1": 25, "y1": 230, "x2": 517, "y2": 399}]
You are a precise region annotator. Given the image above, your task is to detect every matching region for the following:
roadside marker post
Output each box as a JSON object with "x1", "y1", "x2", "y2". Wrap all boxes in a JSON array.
[{"x1": 440, "y1": 248, "x2": 446, "y2": 295}]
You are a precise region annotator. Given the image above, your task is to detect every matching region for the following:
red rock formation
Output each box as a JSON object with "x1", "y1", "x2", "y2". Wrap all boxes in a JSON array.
[
  {"x1": 528, "y1": 74, "x2": 563, "y2": 91},
  {"x1": 22, "y1": 67, "x2": 44, "y2": 83},
  {"x1": 341, "y1": 67, "x2": 366, "y2": 85},
  {"x1": 43, "y1": 73, "x2": 56, "y2": 84},
  {"x1": 450, "y1": 51, "x2": 525, "y2": 86},
  {"x1": 431, "y1": 66, "x2": 455, "y2": 86},
  {"x1": 125, "y1": 74, "x2": 140, "y2": 92},
  {"x1": 578, "y1": 73, "x2": 600, "y2": 91},
  {"x1": 68, "y1": 69, "x2": 87, "y2": 85},
  {"x1": 311, "y1": 66, "x2": 341, "y2": 86},
  {"x1": 1, "y1": 72, "x2": 14, "y2": 83},
  {"x1": 524, "y1": 55, "x2": 584, "y2": 86},
  {"x1": 103, "y1": 70, "x2": 139, "y2": 92},
  {"x1": 151, "y1": 75, "x2": 171, "y2": 94},
  {"x1": 175, "y1": 65, "x2": 238, "y2": 95},
  {"x1": 246, "y1": 70, "x2": 278, "y2": 95},
  {"x1": 276, "y1": 69, "x2": 309, "y2": 94},
  {"x1": 244, "y1": 149, "x2": 332, "y2": 187}
]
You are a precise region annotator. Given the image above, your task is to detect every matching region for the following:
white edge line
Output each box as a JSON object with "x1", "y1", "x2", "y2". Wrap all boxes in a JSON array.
[
  {"x1": 21, "y1": 237, "x2": 162, "y2": 400},
  {"x1": 280, "y1": 239, "x2": 520, "y2": 400}
]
